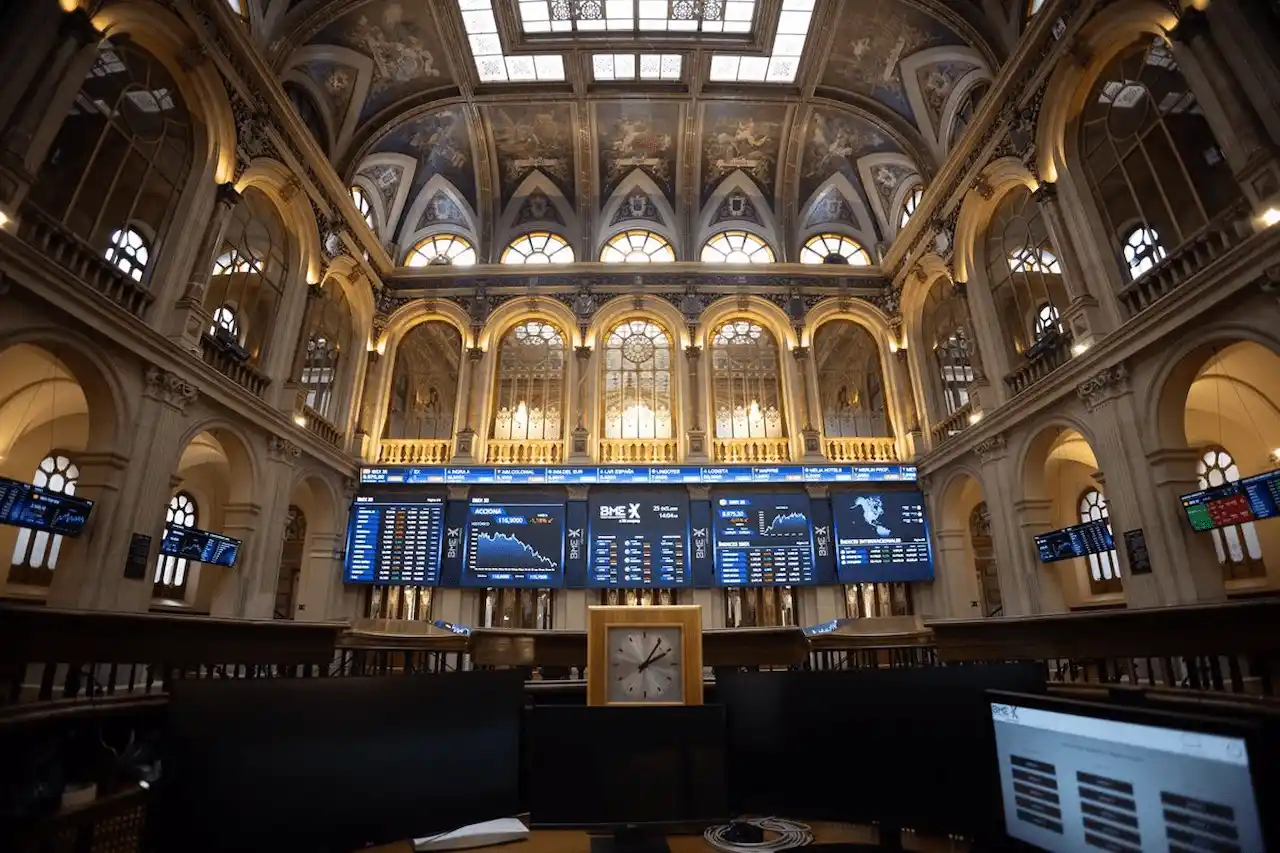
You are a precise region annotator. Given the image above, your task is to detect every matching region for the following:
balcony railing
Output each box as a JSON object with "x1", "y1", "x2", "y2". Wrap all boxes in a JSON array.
[
  {"x1": 16, "y1": 207, "x2": 153, "y2": 318},
  {"x1": 712, "y1": 436, "x2": 792, "y2": 463},
  {"x1": 598, "y1": 438, "x2": 680, "y2": 463},
  {"x1": 930, "y1": 402, "x2": 974, "y2": 445},
  {"x1": 199, "y1": 335, "x2": 270, "y2": 397},
  {"x1": 822, "y1": 436, "x2": 899, "y2": 463},
  {"x1": 1118, "y1": 201, "x2": 1254, "y2": 318},
  {"x1": 301, "y1": 406, "x2": 342, "y2": 448},
  {"x1": 486, "y1": 439, "x2": 564, "y2": 465},
  {"x1": 377, "y1": 438, "x2": 453, "y2": 465},
  {"x1": 1004, "y1": 328, "x2": 1073, "y2": 396}
]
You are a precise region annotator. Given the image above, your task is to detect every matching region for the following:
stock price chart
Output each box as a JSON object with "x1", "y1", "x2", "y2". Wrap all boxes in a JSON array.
[
  {"x1": 832, "y1": 490, "x2": 933, "y2": 582},
  {"x1": 463, "y1": 499, "x2": 565, "y2": 587},
  {"x1": 344, "y1": 497, "x2": 445, "y2": 585},
  {"x1": 712, "y1": 494, "x2": 816, "y2": 585},
  {"x1": 587, "y1": 490, "x2": 690, "y2": 587}
]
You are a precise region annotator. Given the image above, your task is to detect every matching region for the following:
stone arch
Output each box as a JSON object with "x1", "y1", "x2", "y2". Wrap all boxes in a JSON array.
[
  {"x1": 496, "y1": 171, "x2": 579, "y2": 262},
  {"x1": 280, "y1": 45, "x2": 374, "y2": 158},
  {"x1": 586, "y1": 295, "x2": 690, "y2": 350},
  {"x1": 1016, "y1": 415, "x2": 1103, "y2": 501},
  {"x1": 398, "y1": 174, "x2": 480, "y2": 263},
  {"x1": 696, "y1": 171, "x2": 781, "y2": 262},
  {"x1": 171, "y1": 419, "x2": 261, "y2": 507},
  {"x1": 805, "y1": 300, "x2": 908, "y2": 443},
  {"x1": 797, "y1": 171, "x2": 879, "y2": 257},
  {"x1": 953, "y1": 157, "x2": 1038, "y2": 285},
  {"x1": 900, "y1": 45, "x2": 993, "y2": 163},
  {"x1": 598, "y1": 170, "x2": 681, "y2": 258},
  {"x1": 696, "y1": 297, "x2": 798, "y2": 350},
  {"x1": 857, "y1": 151, "x2": 924, "y2": 240},
  {"x1": 235, "y1": 158, "x2": 324, "y2": 286}
]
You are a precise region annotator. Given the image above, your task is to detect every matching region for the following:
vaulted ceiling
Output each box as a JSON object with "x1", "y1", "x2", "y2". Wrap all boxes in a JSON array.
[{"x1": 251, "y1": 0, "x2": 1026, "y2": 266}]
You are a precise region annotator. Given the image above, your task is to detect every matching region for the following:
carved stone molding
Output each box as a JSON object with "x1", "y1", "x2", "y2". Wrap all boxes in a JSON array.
[
  {"x1": 268, "y1": 435, "x2": 302, "y2": 464},
  {"x1": 341, "y1": 476, "x2": 359, "y2": 499},
  {"x1": 684, "y1": 345, "x2": 702, "y2": 360},
  {"x1": 971, "y1": 174, "x2": 995, "y2": 201},
  {"x1": 143, "y1": 366, "x2": 199, "y2": 412},
  {"x1": 1076, "y1": 363, "x2": 1131, "y2": 412},
  {"x1": 791, "y1": 345, "x2": 810, "y2": 362},
  {"x1": 972, "y1": 432, "x2": 1007, "y2": 463}
]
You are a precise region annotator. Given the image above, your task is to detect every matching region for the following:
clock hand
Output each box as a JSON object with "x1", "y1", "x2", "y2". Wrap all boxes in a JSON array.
[
  {"x1": 637, "y1": 638, "x2": 662, "y2": 670},
  {"x1": 638, "y1": 646, "x2": 671, "y2": 673}
]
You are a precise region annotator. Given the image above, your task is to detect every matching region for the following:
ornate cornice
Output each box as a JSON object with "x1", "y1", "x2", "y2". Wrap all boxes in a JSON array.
[
  {"x1": 268, "y1": 435, "x2": 302, "y2": 464},
  {"x1": 144, "y1": 366, "x2": 199, "y2": 412},
  {"x1": 972, "y1": 433, "x2": 1007, "y2": 463},
  {"x1": 1076, "y1": 363, "x2": 1131, "y2": 412}
]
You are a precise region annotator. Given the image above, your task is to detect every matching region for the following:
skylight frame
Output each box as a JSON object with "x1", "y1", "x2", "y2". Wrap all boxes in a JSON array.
[
  {"x1": 517, "y1": 0, "x2": 758, "y2": 35},
  {"x1": 592, "y1": 53, "x2": 684, "y2": 81},
  {"x1": 708, "y1": 0, "x2": 813, "y2": 84},
  {"x1": 459, "y1": 0, "x2": 567, "y2": 83}
]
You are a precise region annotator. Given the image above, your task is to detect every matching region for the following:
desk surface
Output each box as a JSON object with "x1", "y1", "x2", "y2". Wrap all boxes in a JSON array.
[{"x1": 366, "y1": 822, "x2": 970, "y2": 852}]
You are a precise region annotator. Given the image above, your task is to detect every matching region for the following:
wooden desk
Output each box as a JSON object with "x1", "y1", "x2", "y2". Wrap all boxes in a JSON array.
[{"x1": 365, "y1": 822, "x2": 970, "y2": 852}]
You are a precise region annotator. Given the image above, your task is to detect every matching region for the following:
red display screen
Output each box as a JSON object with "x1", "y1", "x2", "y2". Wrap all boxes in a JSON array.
[{"x1": 1205, "y1": 493, "x2": 1255, "y2": 527}]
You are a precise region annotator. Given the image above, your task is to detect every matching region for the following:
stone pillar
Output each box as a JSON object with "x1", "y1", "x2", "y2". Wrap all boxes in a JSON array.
[
  {"x1": 0, "y1": 8, "x2": 99, "y2": 211},
  {"x1": 294, "y1": 531, "x2": 343, "y2": 622},
  {"x1": 1033, "y1": 183, "x2": 1112, "y2": 349},
  {"x1": 952, "y1": 282, "x2": 996, "y2": 414},
  {"x1": 1011, "y1": 498, "x2": 1067, "y2": 614},
  {"x1": 453, "y1": 346, "x2": 484, "y2": 460},
  {"x1": 684, "y1": 344, "x2": 708, "y2": 461},
  {"x1": 790, "y1": 346, "x2": 823, "y2": 460},
  {"x1": 170, "y1": 183, "x2": 242, "y2": 353},
  {"x1": 1145, "y1": 447, "x2": 1228, "y2": 603},
  {"x1": 972, "y1": 434, "x2": 1040, "y2": 616},
  {"x1": 209, "y1": 501, "x2": 265, "y2": 618},
  {"x1": 281, "y1": 283, "x2": 324, "y2": 418},
  {"x1": 44, "y1": 451, "x2": 130, "y2": 609},
  {"x1": 569, "y1": 345, "x2": 591, "y2": 460},
  {"x1": 1170, "y1": 8, "x2": 1280, "y2": 206},
  {"x1": 932, "y1": 528, "x2": 982, "y2": 619},
  {"x1": 1203, "y1": 0, "x2": 1280, "y2": 147}
]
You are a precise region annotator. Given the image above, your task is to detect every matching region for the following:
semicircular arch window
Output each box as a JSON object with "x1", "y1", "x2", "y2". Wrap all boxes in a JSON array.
[
  {"x1": 502, "y1": 231, "x2": 575, "y2": 264},
  {"x1": 600, "y1": 230, "x2": 675, "y2": 263},
  {"x1": 406, "y1": 233, "x2": 477, "y2": 267},
  {"x1": 800, "y1": 234, "x2": 871, "y2": 266},
  {"x1": 351, "y1": 186, "x2": 375, "y2": 230},
  {"x1": 701, "y1": 230, "x2": 775, "y2": 263}
]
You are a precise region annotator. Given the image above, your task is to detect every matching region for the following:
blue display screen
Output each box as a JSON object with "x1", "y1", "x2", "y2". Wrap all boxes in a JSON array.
[
  {"x1": 462, "y1": 499, "x2": 565, "y2": 587},
  {"x1": 712, "y1": 494, "x2": 817, "y2": 586},
  {"x1": 160, "y1": 527, "x2": 241, "y2": 567},
  {"x1": 832, "y1": 490, "x2": 934, "y2": 582},
  {"x1": 587, "y1": 489, "x2": 690, "y2": 588},
  {"x1": 1034, "y1": 519, "x2": 1115, "y2": 564},
  {"x1": 360, "y1": 463, "x2": 918, "y2": 485},
  {"x1": 343, "y1": 496, "x2": 445, "y2": 585},
  {"x1": 0, "y1": 475, "x2": 94, "y2": 537}
]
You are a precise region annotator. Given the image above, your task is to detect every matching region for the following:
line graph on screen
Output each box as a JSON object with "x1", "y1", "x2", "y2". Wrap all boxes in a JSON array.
[
  {"x1": 473, "y1": 531, "x2": 558, "y2": 570},
  {"x1": 761, "y1": 510, "x2": 808, "y2": 537}
]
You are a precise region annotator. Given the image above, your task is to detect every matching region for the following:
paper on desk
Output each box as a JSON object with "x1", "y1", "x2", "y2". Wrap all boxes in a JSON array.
[{"x1": 413, "y1": 817, "x2": 529, "y2": 851}]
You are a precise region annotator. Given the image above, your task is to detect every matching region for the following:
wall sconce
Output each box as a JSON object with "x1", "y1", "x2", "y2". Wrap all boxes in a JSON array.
[
  {"x1": 0, "y1": 208, "x2": 13, "y2": 230},
  {"x1": 1270, "y1": 448, "x2": 1280, "y2": 465},
  {"x1": 968, "y1": 410, "x2": 983, "y2": 425},
  {"x1": 1071, "y1": 341, "x2": 1091, "y2": 356},
  {"x1": 1259, "y1": 207, "x2": 1280, "y2": 228},
  {"x1": 293, "y1": 413, "x2": 308, "y2": 428}
]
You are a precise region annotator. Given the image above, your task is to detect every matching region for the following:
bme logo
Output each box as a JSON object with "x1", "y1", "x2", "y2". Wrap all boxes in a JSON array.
[{"x1": 600, "y1": 503, "x2": 641, "y2": 520}]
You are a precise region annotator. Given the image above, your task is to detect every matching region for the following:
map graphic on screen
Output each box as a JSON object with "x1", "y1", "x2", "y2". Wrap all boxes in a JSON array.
[
  {"x1": 463, "y1": 499, "x2": 565, "y2": 586},
  {"x1": 832, "y1": 490, "x2": 933, "y2": 583},
  {"x1": 713, "y1": 494, "x2": 817, "y2": 586}
]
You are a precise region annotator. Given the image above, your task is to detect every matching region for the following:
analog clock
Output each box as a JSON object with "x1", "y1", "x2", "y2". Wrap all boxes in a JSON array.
[
  {"x1": 607, "y1": 626, "x2": 683, "y2": 704},
  {"x1": 587, "y1": 605, "x2": 703, "y2": 707}
]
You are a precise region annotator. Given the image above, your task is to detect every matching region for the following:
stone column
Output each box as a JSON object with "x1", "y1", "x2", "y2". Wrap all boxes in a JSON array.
[
  {"x1": 0, "y1": 8, "x2": 99, "y2": 211},
  {"x1": 1170, "y1": 8, "x2": 1280, "y2": 206},
  {"x1": 1145, "y1": 447, "x2": 1229, "y2": 602},
  {"x1": 932, "y1": 528, "x2": 982, "y2": 619},
  {"x1": 45, "y1": 451, "x2": 130, "y2": 609},
  {"x1": 209, "y1": 501, "x2": 265, "y2": 618},
  {"x1": 294, "y1": 531, "x2": 343, "y2": 622},
  {"x1": 790, "y1": 346, "x2": 823, "y2": 460},
  {"x1": 232, "y1": 436, "x2": 302, "y2": 619},
  {"x1": 453, "y1": 346, "x2": 484, "y2": 460},
  {"x1": 972, "y1": 434, "x2": 1051, "y2": 615},
  {"x1": 1203, "y1": 1, "x2": 1280, "y2": 146},
  {"x1": 170, "y1": 183, "x2": 242, "y2": 353},
  {"x1": 281, "y1": 282, "x2": 324, "y2": 419},
  {"x1": 951, "y1": 281, "x2": 996, "y2": 414},
  {"x1": 1033, "y1": 183, "x2": 1113, "y2": 349},
  {"x1": 1011, "y1": 498, "x2": 1067, "y2": 613},
  {"x1": 684, "y1": 344, "x2": 708, "y2": 460},
  {"x1": 569, "y1": 345, "x2": 592, "y2": 460}
]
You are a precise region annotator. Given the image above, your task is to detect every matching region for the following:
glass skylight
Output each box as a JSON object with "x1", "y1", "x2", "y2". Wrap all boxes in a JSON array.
[
  {"x1": 709, "y1": 0, "x2": 812, "y2": 83},
  {"x1": 519, "y1": 0, "x2": 756, "y2": 33},
  {"x1": 592, "y1": 53, "x2": 683, "y2": 81},
  {"x1": 459, "y1": 0, "x2": 566, "y2": 82}
]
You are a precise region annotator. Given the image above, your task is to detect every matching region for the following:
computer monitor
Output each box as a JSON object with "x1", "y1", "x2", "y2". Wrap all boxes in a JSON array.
[
  {"x1": 988, "y1": 690, "x2": 1273, "y2": 853},
  {"x1": 525, "y1": 705, "x2": 729, "y2": 830},
  {"x1": 158, "y1": 671, "x2": 525, "y2": 853}
]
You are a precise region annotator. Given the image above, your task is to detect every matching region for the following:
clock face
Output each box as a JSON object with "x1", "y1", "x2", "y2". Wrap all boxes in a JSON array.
[{"x1": 606, "y1": 626, "x2": 684, "y2": 704}]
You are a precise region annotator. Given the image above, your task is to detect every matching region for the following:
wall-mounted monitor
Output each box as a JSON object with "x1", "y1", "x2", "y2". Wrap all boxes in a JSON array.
[
  {"x1": 1181, "y1": 468, "x2": 1280, "y2": 532},
  {"x1": 344, "y1": 496, "x2": 445, "y2": 586},
  {"x1": 712, "y1": 493, "x2": 817, "y2": 586},
  {"x1": 831, "y1": 490, "x2": 934, "y2": 582},
  {"x1": 160, "y1": 527, "x2": 241, "y2": 567},
  {"x1": 1033, "y1": 519, "x2": 1114, "y2": 564},
  {"x1": 586, "y1": 489, "x2": 691, "y2": 588},
  {"x1": 0, "y1": 475, "x2": 94, "y2": 537},
  {"x1": 462, "y1": 498, "x2": 565, "y2": 587}
]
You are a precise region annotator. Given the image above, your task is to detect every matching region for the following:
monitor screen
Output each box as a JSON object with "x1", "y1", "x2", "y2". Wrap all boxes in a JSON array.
[
  {"x1": 587, "y1": 488, "x2": 691, "y2": 588},
  {"x1": 160, "y1": 527, "x2": 241, "y2": 567},
  {"x1": 1034, "y1": 519, "x2": 1115, "y2": 564},
  {"x1": 461, "y1": 498, "x2": 565, "y2": 587},
  {"x1": 712, "y1": 493, "x2": 817, "y2": 586},
  {"x1": 344, "y1": 496, "x2": 445, "y2": 586},
  {"x1": 1181, "y1": 468, "x2": 1280, "y2": 532},
  {"x1": 989, "y1": 693, "x2": 1267, "y2": 853},
  {"x1": 0, "y1": 475, "x2": 94, "y2": 537},
  {"x1": 831, "y1": 490, "x2": 933, "y2": 582}
]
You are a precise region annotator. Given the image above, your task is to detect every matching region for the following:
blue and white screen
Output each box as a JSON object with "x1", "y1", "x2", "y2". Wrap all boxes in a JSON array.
[
  {"x1": 832, "y1": 490, "x2": 933, "y2": 582},
  {"x1": 462, "y1": 498, "x2": 565, "y2": 587},
  {"x1": 344, "y1": 496, "x2": 445, "y2": 585},
  {"x1": 712, "y1": 494, "x2": 816, "y2": 585},
  {"x1": 587, "y1": 489, "x2": 690, "y2": 588},
  {"x1": 991, "y1": 702, "x2": 1265, "y2": 853}
]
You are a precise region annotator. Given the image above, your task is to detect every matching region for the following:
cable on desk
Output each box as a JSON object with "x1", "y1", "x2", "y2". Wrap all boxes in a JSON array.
[{"x1": 704, "y1": 817, "x2": 813, "y2": 852}]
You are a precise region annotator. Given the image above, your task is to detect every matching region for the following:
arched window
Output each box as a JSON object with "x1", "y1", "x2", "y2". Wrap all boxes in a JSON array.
[
  {"x1": 210, "y1": 304, "x2": 240, "y2": 340},
  {"x1": 1122, "y1": 226, "x2": 1167, "y2": 280},
  {"x1": 29, "y1": 38, "x2": 192, "y2": 274},
  {"x1": 600, "y1": 230, "x2": 675, "y2": 263},
  {"x1": 104, "y1": 227, "x2": 149, "y2": 281},
  {"x1": 491, "y1": 320, "x2": 567, "y2": 441},
  {"x1": 602, "y1": 320, "x2": 673, "y2": 440},
  {"x1": 921, "y1": 278, "x2": 977, "y2": 419},
  {"x1": 405, "y1": 233, "x2": 476, "y2": 267},
  {"x1": 815, "y1": 321, "x2": 890, "y2": 437},
  {"x1": 385, "y1": 322, "x2": 462, "y2": 441},
  {"x1": 799, "y1": 233, "x2": 871, "y2": 265},
  {"x1": 9, "y1": 454, "x2": 80, "y2": 586},
  {"x1": 1079, "y1": 37, "x2": 1238, "y2": 283},
  {"x1": 1033, "y1": 303, "x2": 1061, "y2": 341},
  {"x1": 302, "y1": 335, "x2": 339, "y2": 416},
  {"x1": 297, "y1": 282, "x2": 353, "y2": 421},
  {"x1": 984, "y1": 185, "x2": 1067, "y2": 362},
  {"x1": 350, "y1": 186, "x2": 375, "y2": 230},
  {"x1": 711, "y1": 320, "x2": 785, "y2": 439},
  {"x1": 501, "y1": 231, "x2": 575, "y2": 264},
  {"x1": 203, "y1": 187, "x2": 290, "y2": 364},
  {"x1": 700, "y1": 231, "x2": 775, "y2": 263},
  {"x1": 154, "y1": 492, "x2": 198, "y2": 599},
  {"x1": 1196, "y1": 447, "x2": 1265, "y2": 579},
  {"x1": 899, "y1": 185, "x2": 923, "y2": 230},
  {"x1": 1079, "y1": 489, "x2": 1123, "y2": 595}
]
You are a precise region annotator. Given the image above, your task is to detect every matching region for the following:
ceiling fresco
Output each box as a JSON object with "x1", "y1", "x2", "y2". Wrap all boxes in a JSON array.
[
  {"x1": 486, "y1": 104, "x2": 577, "y2": 208},
  {"x1": 699, "y1": 102, "x2": 788, "y2": 207},
  {"x1": 799, "y1": 108, "x2": 907, "y2": 210},
  {"x1": 596, "y1": 101, "x2": 681, "y2": 206},
  {"x1": 370, "y1": 106, "x2": 477, "y2": 211}
]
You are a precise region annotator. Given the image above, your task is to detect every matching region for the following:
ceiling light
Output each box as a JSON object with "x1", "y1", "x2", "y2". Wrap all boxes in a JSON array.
[
  {"x1": 968, "y1": 411, "x2": 983, "y2": 425},
  {"x1": 1071, "y1": 342, "x2": 1091, "y2": 356},
  {"x1": 1260, "y1": 207, "x2": 1280, "y2": 228},
  {"x1": 293, "y1": 414, "x2": 308, "y2": 428}
]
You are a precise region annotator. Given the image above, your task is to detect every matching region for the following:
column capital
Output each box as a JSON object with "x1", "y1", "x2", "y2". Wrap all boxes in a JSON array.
[
  {"x1": 972, "y1": 432, "x2": 1007, "y2": 463},
  {"x1": 62, "y1": 7, "x2": 101, "y2": 46},
  {"x1": 791, "y1": 345, "x2": 810, "y2": 361},
  {"x1": 1170, "y1": 6, "x2": 1211, "y2": 43},
  {"x1": 268, "y1": 435, "x2": 302, "y2": 465},
  {"x1": 1031, "y1": 182, "x2": 1057, "y2": 205},
  {"x1": 467, "y1": 345, "x2": 485, "y2": 362},
  {"x1": 684, "y1": 344, "x2": 702, "y2": 360},
  {"x1": 574, "y1": 344, "x2": 592, "y2": 360},
  {"x1": 143, "y1": 366, "x2": 199, "y2": 412},
  {"x1": 1076, "y1": 362, "x2": 1131, "y2": 412},
  {"x1": 215, "y1": 181, "x2": 242, "y2": 210}
]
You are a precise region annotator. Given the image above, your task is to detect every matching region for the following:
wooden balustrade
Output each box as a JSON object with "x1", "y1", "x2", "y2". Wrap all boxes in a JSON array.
[
  {"x1": 377, "y1": 438, "x2": 453, "y2": 464},
  {"x1": 1118, "y1": 202, "x2": 1255, "y2": 318},
  {"x1": 15, "y1": 207, "x2": 153, "y2": 318},
  {"x1": 930, "y1": 402, "x2": 974, "y2": 444},
  {"x1": 486, "y1": 439, "x2": 564, "y2": 465},
  {"x1": 712, "y1": 436, "x2": 792, "y2": 463},
  {"x1": 198, "y1": 335, "x2": 270, "y2": 397},
  {"x1": 822, "y1": 436, "x2": 899, "y2": 463},
  {"x1": 1004, "y1": 329, "x2": 1074, "y2": 396},
  {"x1": 302, "y1": 406, "x2": 342, "y2": 448},
  {"x1": 598, "y1": 438, "x2": 680, "y2": 463}
]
